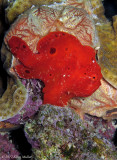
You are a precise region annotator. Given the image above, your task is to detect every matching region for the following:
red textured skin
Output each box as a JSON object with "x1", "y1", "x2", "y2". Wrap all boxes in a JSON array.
[{"x1": 8, "y1": 31, "x2": 102, "y2": 106}]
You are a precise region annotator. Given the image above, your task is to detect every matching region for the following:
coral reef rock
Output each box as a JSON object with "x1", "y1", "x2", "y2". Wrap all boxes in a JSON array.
[
  {"x1": 84, "y1": 114, "x2": 116, "y2": 140},
  {"x1": 0, "y1": 76, "x2": 27, "y2": 121},
  {"x1": 89, "y1": 0, "x2": 117, "y2": 89},
  {"x1": 25, "y1": 105, "x2": 117, "y2": 160},
  {"x1": 0, "y1": 44, "x2": 28, "y2": 124},
  {"x1": 0, "y1": 41, "x2": 42, "y2": 127},
  {"x1": 6, "y1": 79, "x2": 42, "y2": 125}
]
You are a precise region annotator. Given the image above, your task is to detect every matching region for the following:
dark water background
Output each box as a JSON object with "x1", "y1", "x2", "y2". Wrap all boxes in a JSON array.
[{"x1": 103, "y1": 0, "x2": 117, "y2": 20}]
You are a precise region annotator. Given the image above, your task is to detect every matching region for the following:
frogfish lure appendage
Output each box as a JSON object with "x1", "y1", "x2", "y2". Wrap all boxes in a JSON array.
[{"x1": 8, "y1": 31, "x2": 102, "y2": 106}]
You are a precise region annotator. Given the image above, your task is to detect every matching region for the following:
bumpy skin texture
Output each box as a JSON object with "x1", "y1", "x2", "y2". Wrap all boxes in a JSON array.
[
  {"x1": 25, "y1": 105, "x2": 117, "y2": 160},
  {"x1": 8, "y1": 31, "x2": 102, "y2": 106},
  {"x1": 0, "y1": 132, "x2": 19, "y2": 159}
]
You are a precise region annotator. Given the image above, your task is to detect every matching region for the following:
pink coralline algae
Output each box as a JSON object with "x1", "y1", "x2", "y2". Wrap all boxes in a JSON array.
[
  {"x1": 84, "y1": 114, "x2": 116, "y2": 140},
  {"x1": 0, "y1": 133, "x2": 19, "y2": 160}
]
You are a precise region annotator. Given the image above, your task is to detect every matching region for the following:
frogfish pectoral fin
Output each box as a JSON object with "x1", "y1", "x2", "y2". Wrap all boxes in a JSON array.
[
  {"x1": 15, "y1": 64, "x2": 36, "y2": 79},
  {"x1": 8, "y1": 36, "x2": 39, "y2": 68}
]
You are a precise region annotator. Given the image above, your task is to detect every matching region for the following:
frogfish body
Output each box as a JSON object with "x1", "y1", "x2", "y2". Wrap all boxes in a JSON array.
[{"x1": 8, "y1": 31, "x2": 102, "y2": 106}]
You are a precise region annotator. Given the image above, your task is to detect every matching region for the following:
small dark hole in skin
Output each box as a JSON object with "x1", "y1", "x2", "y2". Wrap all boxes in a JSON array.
[
  {"x1": 25, "y1": 70, "x2": 30, "y2": 73},
  {"x1": 93, "y1": 77, "x2": 95, "y2": 79},
  {"x1": 23, "y1": 45, "x2": 26, "y2": 48},
  {"x1": 37, "y1": 51, "x2": 40, "y2": 54},
  {"x1": 62, "y1": 33, "x2": 65, "y2": 36},
  {"x1": 55, "y1": 34, "x2": 58, "y2": 37},
  {"x1": 50, "y1": 74, "x2": 52, "y2": 76},
  {"x1": 50, "y1": 48, "x2": 56, "y2": 54},
  {"x1": 68, "y1": 67, "x2": 70, "y2": 70},
  {"x1": 84, "y1": 73, "x2": 86, "y2": 75}
]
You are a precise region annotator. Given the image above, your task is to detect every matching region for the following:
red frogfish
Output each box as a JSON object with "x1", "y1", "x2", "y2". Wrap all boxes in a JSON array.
[{"x1": 8, "y1": 31, "x2": 102, "y2": 106}]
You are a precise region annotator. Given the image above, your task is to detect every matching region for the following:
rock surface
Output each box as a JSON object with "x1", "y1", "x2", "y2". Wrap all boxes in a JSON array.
[{"x1": 25, "y1": 105, "x2": 117, "y2": 160}]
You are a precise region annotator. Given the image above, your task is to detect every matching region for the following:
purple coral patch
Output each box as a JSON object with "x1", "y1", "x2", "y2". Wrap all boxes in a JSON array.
[
  {"x1": 6, "y1": 79, "x2": 42, "y2": 125},
  {"x1": 84, "y1": 114, "x2": 116, "y2": 140},
  {"x1": 0, "y1": 133, "x2": 19, "y2": 160}
]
